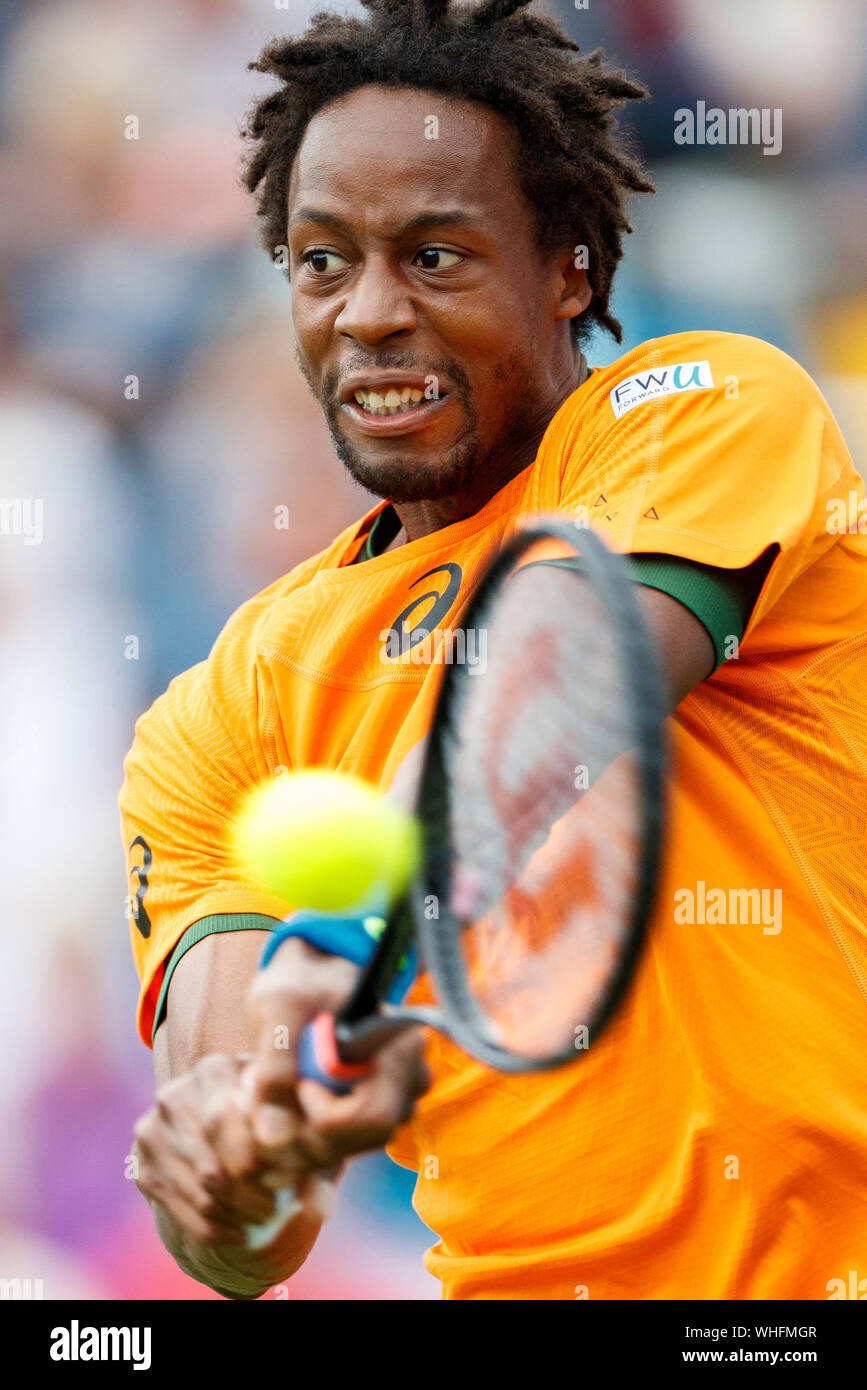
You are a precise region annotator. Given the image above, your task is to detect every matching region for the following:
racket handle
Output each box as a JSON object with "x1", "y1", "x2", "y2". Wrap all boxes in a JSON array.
[{"x1": 298, "y1": 1013, "x2": 374, "y2": 1095}]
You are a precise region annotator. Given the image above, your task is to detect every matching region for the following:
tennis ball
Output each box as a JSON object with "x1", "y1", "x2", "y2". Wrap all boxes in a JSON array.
[{"x1": 230, "y1": 769, "x2": 421, "y2": 914}]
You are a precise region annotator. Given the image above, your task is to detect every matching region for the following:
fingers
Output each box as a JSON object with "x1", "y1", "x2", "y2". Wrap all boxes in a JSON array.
[
  {"x1": 134, "y1": 1025, "x2": 431, "y2": 1266},
  {"x1": 135, "y1": 1119, "x2": 246, "y2": 1245},
  {"x1": 245, "y1": 936, "x2": 362, "y2": 1156},
  {"x1": 197, "y1": 1059, "x2": 258, "y2": 1179},
  {"x1": 241, "y1": 1064, "x2": 337, "y2": 1175},
  {"x1": 246, "y1": 937, "x2": 360, "y2": 1112},
  {"x1": 245, "y1": 930, "x2": 430, "y2": 1172},
  {"x1": 377, "y1": 1024, "x2": 432, "y2": 1107},
  {"x1": 134, "y1": 1053, "x2": 290, "y2": 1246},
  {"x1": 295, "y1": 1025, "x2": 431, "y2": 1160}
]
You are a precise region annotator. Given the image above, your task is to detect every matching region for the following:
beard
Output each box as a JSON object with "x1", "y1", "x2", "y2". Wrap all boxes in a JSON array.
[
  {"x1": 297, "y1": 346, "x2": 534, "y2": 504},
  {"x1": 328, "y1": 418, "x2": 483, "y2": 503}
]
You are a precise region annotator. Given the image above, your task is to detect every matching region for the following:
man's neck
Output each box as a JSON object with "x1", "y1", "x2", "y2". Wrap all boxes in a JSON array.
[{"x1": 393, "y1": 352, "x2": 589, "y2": 543}]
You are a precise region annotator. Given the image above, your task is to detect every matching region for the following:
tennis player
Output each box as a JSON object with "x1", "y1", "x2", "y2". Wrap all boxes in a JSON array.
[{"x1": 123, "y1": 0, "x2": 867, "y2": 1300}]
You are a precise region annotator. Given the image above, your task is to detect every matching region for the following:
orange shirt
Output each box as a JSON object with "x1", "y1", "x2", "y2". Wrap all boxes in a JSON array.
[{"x1": 121, "y1": 331, "x2": 867, "y2": 1298}]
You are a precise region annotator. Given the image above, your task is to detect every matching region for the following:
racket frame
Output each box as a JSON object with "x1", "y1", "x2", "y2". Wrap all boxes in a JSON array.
[{"x1": 332, "y1": 518, "x2": 667, "y2": 1073}]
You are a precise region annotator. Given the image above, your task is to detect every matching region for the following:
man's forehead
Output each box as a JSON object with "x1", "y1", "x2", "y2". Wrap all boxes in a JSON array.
[{"x1": 288, "y1": 84, "x2": 517, "y2": 210}]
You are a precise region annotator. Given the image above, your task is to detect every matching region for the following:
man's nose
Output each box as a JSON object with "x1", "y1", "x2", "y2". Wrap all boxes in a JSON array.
[{"x1": 334, "y1": 257, "x2": 418, "y2": 343}]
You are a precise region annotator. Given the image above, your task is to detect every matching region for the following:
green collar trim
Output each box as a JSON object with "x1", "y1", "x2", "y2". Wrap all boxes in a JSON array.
[{"x1": 356, "y1": 504, "x2": 403, "y2": 562}]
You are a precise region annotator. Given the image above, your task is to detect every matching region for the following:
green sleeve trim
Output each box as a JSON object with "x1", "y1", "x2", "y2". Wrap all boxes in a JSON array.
[
  {"x1": 627, "y1": 553, "x2": 755, "y2": 670},
  {"x1": 152, "y1": 912, "x2": 281, "y2": 1045},
  {"x1": 527, "y1": 551, "x2": 767, "y2": 671}
]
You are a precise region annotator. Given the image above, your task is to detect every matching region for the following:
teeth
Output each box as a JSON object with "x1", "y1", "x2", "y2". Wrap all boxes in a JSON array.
[{"x1": 352, "y1": 385, "x2": 431, "y2": 415}]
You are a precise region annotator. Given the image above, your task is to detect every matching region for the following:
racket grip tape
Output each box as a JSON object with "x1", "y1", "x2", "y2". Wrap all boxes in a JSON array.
[{"x1": 298, "y1": 1013, "x2": 373, "y2": 1095}]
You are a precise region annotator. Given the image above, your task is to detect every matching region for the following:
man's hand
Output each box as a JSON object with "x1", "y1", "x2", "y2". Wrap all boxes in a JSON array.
[
  {"x1": 133, "y1": 1052, "x2": 331, "y2": 1295},
  {"x1": 244, "y1": 936, "x2": 430, "y2": 1179},
  {"x1": 134, "y1": 926, "x2": 429, "y2": 1297},
  {"x1": 135, "y1": 1053, "x2": 289, "y2": 1246}
]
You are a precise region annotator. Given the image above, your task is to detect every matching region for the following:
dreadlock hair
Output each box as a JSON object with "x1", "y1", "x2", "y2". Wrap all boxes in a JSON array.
[{"x1": 242, "y1": 0, "x2": 653, "y2": 344}]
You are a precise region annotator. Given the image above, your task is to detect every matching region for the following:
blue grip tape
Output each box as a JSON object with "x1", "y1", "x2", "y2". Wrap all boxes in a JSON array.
[{"x1": 259, "y1": 908, "x2": 417, "y2": 1004}]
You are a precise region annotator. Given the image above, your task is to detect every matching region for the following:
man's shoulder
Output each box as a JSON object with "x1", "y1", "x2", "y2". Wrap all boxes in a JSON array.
[
  {"x1": 592, "y1": 329, "x2": 818, "y2": 401},
  {"x1": 541, "y1": 330, "x2": 831, "y2": 455}
]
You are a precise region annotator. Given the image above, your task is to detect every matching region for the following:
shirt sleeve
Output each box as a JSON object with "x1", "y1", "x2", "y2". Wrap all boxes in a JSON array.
[
  {"x1": 628, "y1": 551, "x2": 771, "y2": 669},
  {"x1": 524, "y1": 547, "x2": 771, "y2": 671},
  {"x1": 119, "y1": 600, "x2": 295, "y2": 1048},
  {"x1": 150, "y1": 913, "x2": 281, "y2": 1044},
  {"x1": 536, "y1": 332, "x2": 859, "y2": 650}
]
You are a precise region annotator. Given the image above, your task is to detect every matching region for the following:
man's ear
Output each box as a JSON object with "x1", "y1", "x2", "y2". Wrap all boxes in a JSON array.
[{"x1": 553, "y1": 251, "x2": 592, "y2": 326}]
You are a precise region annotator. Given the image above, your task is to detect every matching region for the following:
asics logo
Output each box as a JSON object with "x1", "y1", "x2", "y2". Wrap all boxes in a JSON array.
[{"x1": 384, "y1": 563, "x2": 463, "y2": 658}]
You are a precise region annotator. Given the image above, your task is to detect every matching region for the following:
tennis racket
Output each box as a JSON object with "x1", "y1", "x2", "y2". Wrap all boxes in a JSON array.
[{"x1": 246, "y1": 516, "x2": 666, "y2": 1247}]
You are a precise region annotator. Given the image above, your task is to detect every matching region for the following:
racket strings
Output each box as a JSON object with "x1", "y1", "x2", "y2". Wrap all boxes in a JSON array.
[{"x1": 440, "y1": 559, "x2": 644, "y2": 1057}]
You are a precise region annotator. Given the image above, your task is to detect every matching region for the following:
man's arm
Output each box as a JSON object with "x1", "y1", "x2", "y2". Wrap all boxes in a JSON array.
[
  {"x1": 133, "y1": 579, "x2": 721, "y2": 1300},
  {"x1": 636, "y1": 584, "x2": 715, "y2": 708},
  {"x1": 135, "y1": 927, "x2": 428, "y2": 1298},
  {"x1": 138, "y1": 929, "x2": 327, "y2": 1299},
  {"x1": 153, "y1": 929, "x2": 269, "y2": 1083}
]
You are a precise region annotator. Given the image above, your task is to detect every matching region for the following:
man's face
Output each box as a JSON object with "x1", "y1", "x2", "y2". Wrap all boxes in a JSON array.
[{"x1": 286, "y1": 84, "x2": 584, "y2": 505}]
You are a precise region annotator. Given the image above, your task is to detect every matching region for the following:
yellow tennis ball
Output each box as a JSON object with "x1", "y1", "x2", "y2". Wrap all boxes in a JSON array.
[{"x1": 230, "y1": 770, "x2": 421, "y2": 914}]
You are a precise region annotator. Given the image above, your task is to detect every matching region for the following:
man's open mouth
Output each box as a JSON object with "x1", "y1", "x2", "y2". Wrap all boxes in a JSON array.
[
  {"x1": 352, "y1": 386, "x2": 431, "y2": 416},
  {"x1": 338, "y1": 378, "x2": 451, "y2": 436}
]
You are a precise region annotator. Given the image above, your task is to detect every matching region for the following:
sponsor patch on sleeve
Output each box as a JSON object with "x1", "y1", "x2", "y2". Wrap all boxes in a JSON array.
[{"x1": 610, "y1": 360, "x2": 715, "y2": 419}]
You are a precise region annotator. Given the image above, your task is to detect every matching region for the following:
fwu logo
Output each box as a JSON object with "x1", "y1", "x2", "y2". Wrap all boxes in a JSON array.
[
  {"x1": 50, "y1": 1320, "x2": 152, "y2": 1370},
  {"x1": 610, "y1": 361, "x2": 715, "y2": 419}
]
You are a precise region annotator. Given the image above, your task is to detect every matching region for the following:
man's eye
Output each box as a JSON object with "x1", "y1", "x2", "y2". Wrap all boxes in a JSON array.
[
  {"x1": 415, "y1": 248, "x2": 463, "y2": 270},
  {"x1": 304, "y1": 250, "x2": 349, "y2": 274}
]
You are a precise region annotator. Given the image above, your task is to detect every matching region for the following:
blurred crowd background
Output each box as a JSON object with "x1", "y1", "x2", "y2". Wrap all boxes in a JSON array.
[{"x1": 0, "y1": 0, "x2": 864, "y2": 1300}]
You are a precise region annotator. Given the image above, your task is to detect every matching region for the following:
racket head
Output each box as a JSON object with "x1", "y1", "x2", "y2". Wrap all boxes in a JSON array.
[{"x1": 409, "y1": 517, "x2": 667, "y2": 1072}]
